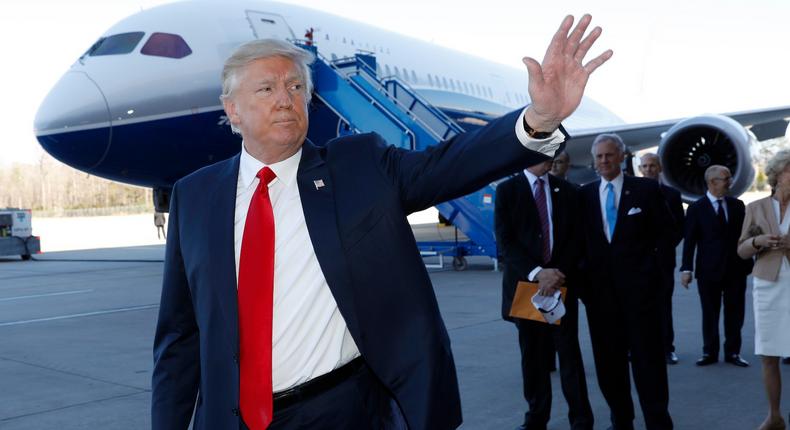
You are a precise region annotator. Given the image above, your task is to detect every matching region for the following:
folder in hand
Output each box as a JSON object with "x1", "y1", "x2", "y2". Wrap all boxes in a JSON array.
[{"x1": 509, "y1": 281, "x2": 567, "y2": 325}]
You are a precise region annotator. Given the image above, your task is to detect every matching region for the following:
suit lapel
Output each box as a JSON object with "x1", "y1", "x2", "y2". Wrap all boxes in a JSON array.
[
  {"x1": 208, "y1": 154, "x2": 242, "y2": 350},
  {"x1": 296, "y1": 142, "x2": 362, "y2": 337},
  {"x1": 613, "y1": 176, "x2": 635, "y2": 243},
  {"x1": 761, "y1": 197, "x2": 782, "y2": 235},
  {"x1": 548, "y1": 176, "x2": 566, "y2": 254},
  {"x1": 587, "y1": 180, "x2": 606, "y2": 243}
]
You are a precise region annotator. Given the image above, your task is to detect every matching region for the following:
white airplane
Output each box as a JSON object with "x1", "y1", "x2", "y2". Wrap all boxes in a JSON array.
[{"x1": 34, "y1": 0, "x2": 790, "y2": 215}]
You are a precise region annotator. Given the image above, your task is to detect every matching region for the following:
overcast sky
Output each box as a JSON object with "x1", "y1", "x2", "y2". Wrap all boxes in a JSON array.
[{"x1": 2, "y1": 0, "x2": 789, "y2": 166}]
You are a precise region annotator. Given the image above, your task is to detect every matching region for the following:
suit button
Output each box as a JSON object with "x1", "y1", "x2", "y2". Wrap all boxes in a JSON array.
[
  {"x1": 232, "y1": 407, "x2": 240, "y2": 416},
  {"x1": 233, "y1": 353, "x2": 239, "y2": 363}
]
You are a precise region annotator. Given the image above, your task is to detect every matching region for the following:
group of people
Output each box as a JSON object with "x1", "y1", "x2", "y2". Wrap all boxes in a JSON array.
[
  {"x1": 497, "y1": 137, "x2": 790, "y2": 430},
  {"x1": 152, "y1": 14, "x2": 613, "y2": 430},
  {"x1": 148, "y1": 10, "x2": 789, "y2": 430}
]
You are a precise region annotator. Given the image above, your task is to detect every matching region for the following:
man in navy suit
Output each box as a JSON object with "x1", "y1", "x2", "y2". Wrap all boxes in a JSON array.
[
  {"x1": 680, "y1": 165, "x2": 753, "y2": 368},
  {"x1": 496, "y1": 158, "x2": 593, "y2": 430},
  {"x1": 151, "y1": 15, "x2": 612, "y2": 430},
  {"x1": 638, "y1": 153, "x2": 685, "y2": 365},
  {"x1": 580, "y1": 134, "x2": 674, "y2": 430}
]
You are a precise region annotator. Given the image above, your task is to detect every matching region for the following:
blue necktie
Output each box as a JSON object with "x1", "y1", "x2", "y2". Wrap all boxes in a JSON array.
[{"x1": 605, "y1": 182, "x2": 617, "y2": 240}]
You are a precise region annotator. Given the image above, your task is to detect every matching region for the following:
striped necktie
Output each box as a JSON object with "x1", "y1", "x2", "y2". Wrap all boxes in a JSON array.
[{"x1": 534, "y1": 177, "x2": 551, "y2": 264}]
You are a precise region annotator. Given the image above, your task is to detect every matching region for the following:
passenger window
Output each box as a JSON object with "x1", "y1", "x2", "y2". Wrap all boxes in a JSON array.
[
  {"x1": 141, "y1": 32, "x2": 192, "y2": 59},
  {"x1": 88, "y1": 32, "x2": 145, "y2": 56}
]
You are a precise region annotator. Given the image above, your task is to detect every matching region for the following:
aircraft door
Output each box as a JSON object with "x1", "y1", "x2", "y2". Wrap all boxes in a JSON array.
[{"x1": 246, "y1": 11, "x2": 295, "y2": 40}]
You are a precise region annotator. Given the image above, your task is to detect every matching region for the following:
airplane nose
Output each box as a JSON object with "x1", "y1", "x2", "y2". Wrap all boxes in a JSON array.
[{"x1": 34, "y1": 71, "x2": 111, "y2": 171}]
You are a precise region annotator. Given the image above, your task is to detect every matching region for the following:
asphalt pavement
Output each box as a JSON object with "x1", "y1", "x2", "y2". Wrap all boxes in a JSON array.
[{"x1": 0, "y1": 245, "x2": 787, "y2": 429}]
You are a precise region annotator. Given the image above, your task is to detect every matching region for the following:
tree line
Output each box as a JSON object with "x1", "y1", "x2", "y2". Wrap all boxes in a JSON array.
[{"x1": 0, "y1": 155, "x2": 151, "y2": 216}]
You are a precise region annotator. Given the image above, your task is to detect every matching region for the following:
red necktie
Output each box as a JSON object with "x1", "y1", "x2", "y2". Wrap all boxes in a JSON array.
[
  {"x1": 238, "y1": 167, "x2": 277, "y2": 430},
  {"x1": 534, "y1": 178, "x2": 551, "y2": 264}
]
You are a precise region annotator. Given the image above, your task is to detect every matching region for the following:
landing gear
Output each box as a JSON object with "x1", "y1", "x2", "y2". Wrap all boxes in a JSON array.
[{"x1": 452, "y1": 255, "x2": 467, "y2": 271}]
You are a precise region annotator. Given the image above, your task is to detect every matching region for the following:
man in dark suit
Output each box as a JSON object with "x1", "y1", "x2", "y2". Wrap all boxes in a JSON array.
[
  {"x1": 580, "y1": 134, "x2": 673, "y2": 430},
  {"x1": 496, "y1": 158, "x2": 593, "y2": 430},
  {"x1": 151, "y1": 16, "x2": 612, "y2": 430},
  {"x1": 638, "y1": 153, "x2": 684, "y2": 365},
  {"x1": 680, "y1": 165, "x2": 753, "y2": 368}
]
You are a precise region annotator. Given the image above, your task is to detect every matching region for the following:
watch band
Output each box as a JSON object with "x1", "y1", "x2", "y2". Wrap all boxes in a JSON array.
[{"x1": 522, "y1": 116, "x2": 554, "y2": 139}]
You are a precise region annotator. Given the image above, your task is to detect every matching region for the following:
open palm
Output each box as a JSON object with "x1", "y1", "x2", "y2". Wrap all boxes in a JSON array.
[{"x1": 523, "y1": 15, "x2": 613, "y2": 131}]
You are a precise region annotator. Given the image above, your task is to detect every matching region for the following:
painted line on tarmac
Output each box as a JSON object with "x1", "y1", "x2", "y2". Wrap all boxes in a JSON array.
[
  {"x1": 0, "y1": 289, "x2": 93, "y2": 302},
  {"x1": 0, "y1": 304, "x2": 159, "y2": 327}
]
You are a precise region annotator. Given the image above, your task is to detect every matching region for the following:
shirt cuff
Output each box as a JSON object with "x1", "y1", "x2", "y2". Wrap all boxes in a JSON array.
[
  {"x1": 515, "y1": 107, "x2": 565, "y2": 158},
  {"x1": 528, "y1": 266, "x2": 543, "y2": 282}
]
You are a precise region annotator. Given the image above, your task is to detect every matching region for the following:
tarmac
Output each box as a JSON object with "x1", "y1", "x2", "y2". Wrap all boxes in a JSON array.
[{"x1": 1, "y1": 227, "x2": 788, "y2": 429}]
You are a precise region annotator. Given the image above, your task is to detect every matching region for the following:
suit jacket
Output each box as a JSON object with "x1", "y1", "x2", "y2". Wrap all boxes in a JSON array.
[
  {"x1": 737, "y1": 196, "x2": 790, "y2": 282},
  {"x1": 658, "y1": 183, "x2": 685, "y2": 269},
  {"x1": 495, "y1": 173, "x2": 581, "y2": 322},
  {"x1": 579, "y1": 175, "x2": 673, "y2": 304},
  {"x1": 681, "y1": 195, "x2": 753, "y2": 281},
  {"x1": 151, "y1": 109, "x2": 551, "y2": 430}
]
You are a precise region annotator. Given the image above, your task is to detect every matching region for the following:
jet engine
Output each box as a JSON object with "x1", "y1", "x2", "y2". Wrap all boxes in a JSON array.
[{"x1": 658, "y1": 114, "x2": 755, "y2": 202}]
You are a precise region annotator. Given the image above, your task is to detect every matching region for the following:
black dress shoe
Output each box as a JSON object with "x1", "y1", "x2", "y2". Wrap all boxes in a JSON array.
[
  {"x1": 696, "y1": 355, "x2": 718, "y2": 366},
  {"x1": 782, "y1": 357, "x2": 790, "y2": 365},
  {"x1": 725, "y1": 354, "x2": 749, "y2": 367},
  {"x1": 666, "y1": 352, "x2": 679, "y2": 365}
]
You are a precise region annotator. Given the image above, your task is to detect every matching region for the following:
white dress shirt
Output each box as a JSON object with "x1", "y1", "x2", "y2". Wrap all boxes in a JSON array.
[
  {"x1": 523, "y1": 170, "x2": 554, "y2": 281},
  {"x1": 599, "y1": 172, "x2": 624, "y2": 243},
  {"x1": 233, "y1": 113, "x2": 560, "y2": 390},
  {"x1": 706, "y1": 191, "x2": 728, "y2": 222},
  {"x1": 235, "y1": 144, "x2": 360, "y2": 392}
]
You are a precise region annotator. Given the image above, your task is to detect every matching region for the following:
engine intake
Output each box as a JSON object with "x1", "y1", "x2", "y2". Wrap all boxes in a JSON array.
[{"x1": 658, "y1": 114, "x2": 755, "y2": 202}]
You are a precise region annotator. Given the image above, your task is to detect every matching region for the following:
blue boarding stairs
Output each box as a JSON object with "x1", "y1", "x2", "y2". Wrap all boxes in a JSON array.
[{"x1": 301, "y1": 43, "x2": 501, "y2": 270}]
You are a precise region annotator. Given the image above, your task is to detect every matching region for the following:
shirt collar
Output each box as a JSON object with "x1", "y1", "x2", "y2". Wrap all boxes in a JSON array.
[
  {"x1": 599, "y1": 172, "x2": 624, "y2": 193},
  {"x1": 706, "y1": 191, "x2": 724, "y2": 205},
  {"x1": 239, "y1": 142, "x2": 302, "y2": 189},
  {"x1": 523, "y1": 169, "x2": 549, "y2": 188}
]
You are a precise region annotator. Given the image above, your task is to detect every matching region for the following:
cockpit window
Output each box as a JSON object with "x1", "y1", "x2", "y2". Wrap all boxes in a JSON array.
[
  {"x1": 141, "y1": 33, "x2": 192, "y2": 59},
  {"x1": 88, "y1": 32, "x2": 145, "y2": 56}
]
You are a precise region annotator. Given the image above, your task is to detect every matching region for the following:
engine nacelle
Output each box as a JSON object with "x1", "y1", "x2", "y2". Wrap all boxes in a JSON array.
[{"x1": 658, "y1": 114, "x2": 755, "y2": 203}]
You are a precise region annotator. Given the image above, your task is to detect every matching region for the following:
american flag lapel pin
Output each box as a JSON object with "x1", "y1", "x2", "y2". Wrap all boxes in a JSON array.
[{"x1": 313, "y1": 179, "x2": 325, "y2": 190}]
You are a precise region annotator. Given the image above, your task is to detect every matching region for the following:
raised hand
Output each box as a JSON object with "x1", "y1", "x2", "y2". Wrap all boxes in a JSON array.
[{"x1": 523, "y1": 14, "x2": 613, "y2": 132}]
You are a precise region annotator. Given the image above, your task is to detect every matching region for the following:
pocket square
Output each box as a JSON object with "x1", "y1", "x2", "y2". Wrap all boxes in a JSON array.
[{"x1": 627, "y1": 207, "x2": 642, "y2": 215}]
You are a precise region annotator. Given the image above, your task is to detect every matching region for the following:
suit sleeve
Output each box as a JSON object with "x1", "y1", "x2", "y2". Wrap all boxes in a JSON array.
[
  {"x1": 645, "y1": 182, "x2": 676, "y2": 265},
  {"x1": 668, "y1": 190, "x2": 685, "y2": 248},
  {"x1": 680, "y1": 204, "x2": 698, "y2": 272},
  {"x1": 151, "y1": 183, "x2": 200, "y2": 430},
  {"x1": 494, "y1": 179, "x2": 541, "y2": 280},
  {"x1": 375, "y1": 109, "x2": 556, "y2": 214}
]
